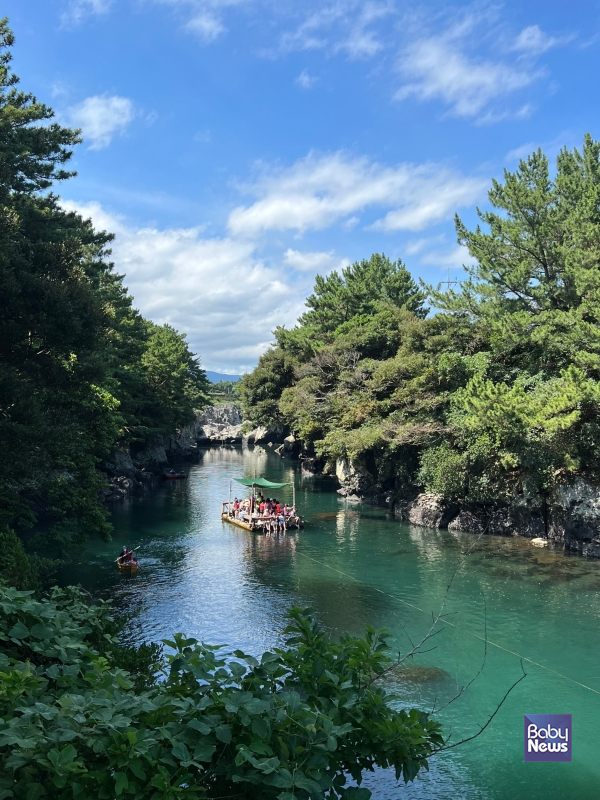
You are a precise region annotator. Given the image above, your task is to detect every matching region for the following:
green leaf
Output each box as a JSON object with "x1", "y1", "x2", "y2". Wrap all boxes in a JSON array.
[
  {"x1": 25, "y1": 782, "x2": 46, "y2": 800},
  {"x1": 251, "y1": 717, "x2": 269, "y2": 739},
  {"x1": 265, "y1": 769, "x2": 294, "y2": 789},
  {"x1": 8, "y1": 622, "x2": 29, "y2": 640},
  {"x1": 215, "y1": 725, "x2": 232, "y2": 744},
  {"x1": 114, "y1": 772, "x2": 129, "y2": 796},
  {"x1": 243, "y1": 698, "x2": 269, "y2": 715},
  {"x1": 171, "y1": 741, "x2": 191, "y2": 762},
  {"x1": 312, "y1": 658, "x2": 325, "y2": 678},
  {"x1": 294, "y1": 773, "x2": 324, "y2": 794},
  {"x1": 58, "y1": 745, "x2": 77, "y2": 767},
  {"x1": 187, "y1": 718, "x2": 211, "y2": 735},
  {"x1": 129, "y1": 758, "x2": 146, "y2": 780},
  {"x1": 193, "y1": 743, "x2": 216, "y2": 762},
  {"x1": 30, "y1": 623, "x2": 54, "y2": 640}
]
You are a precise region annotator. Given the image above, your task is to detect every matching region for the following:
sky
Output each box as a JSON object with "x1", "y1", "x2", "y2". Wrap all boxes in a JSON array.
[{"x1": 6, "y1": 1, "x2": 600, "y2": 373}]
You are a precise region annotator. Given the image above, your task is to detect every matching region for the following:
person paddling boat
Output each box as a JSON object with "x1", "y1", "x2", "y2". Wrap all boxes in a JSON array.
[{"x1": 117, "y1": 545, "x2": 138, "y2": 573}]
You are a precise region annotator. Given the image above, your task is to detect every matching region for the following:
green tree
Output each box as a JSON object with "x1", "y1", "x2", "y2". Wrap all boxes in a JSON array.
[
  {"x1": 300, "y1": 254, "x2": 427, "y2": 337},
  {"x1": 239, "y1": 348, "x2": 296, "y2": 427},
  {"x1": 135, "y1": 322, "x2": 210, "y2": 439},
  {"x1": 430, "y1": 135, "x2": 600, "y2": 495},
  {"x1": 0, "y1": 22, "x2": 210, "y2": 582}
]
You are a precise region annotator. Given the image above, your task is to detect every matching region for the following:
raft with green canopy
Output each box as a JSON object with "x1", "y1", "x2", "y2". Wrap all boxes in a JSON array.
[
  {"x1": 233, "y1": 475, "x2": 295, "y2": 510},
  {"x1": 235, "y1": 477, "x2": 290, "y2": 489},
  {"x1": 221, "y1": 475, "x2": 301, "y2": 532}
]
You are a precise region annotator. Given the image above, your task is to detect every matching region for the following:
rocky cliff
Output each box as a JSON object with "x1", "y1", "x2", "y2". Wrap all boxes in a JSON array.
[
  {"x1": 243, "y1": 423, "x2": 288, "y2": 445},
  {"x1": 195, "y1": 404, "x2": 243, "y2": 444},
  {"x1": 103, "y1": 403, "x2": 244, "y2": 500},
  {"x1": 391, "y1": 479, "x2": 600, "y2": 557}
]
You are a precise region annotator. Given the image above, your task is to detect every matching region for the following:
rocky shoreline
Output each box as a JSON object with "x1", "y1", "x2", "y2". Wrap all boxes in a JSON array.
[
  {"x1": 330, "y1": 456, "x2": 600, "y2": 558},
  {"x1": 101, "y1": 404, "x2": 293, "y2": 501}
]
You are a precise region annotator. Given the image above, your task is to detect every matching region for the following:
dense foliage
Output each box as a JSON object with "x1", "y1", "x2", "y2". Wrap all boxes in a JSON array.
[
  {"x1": 210, "y1": 380, "x2": 240, "y2": 399},
  {"x1": 0, "y1": 586, "x2": 442, "y2": 799},
  {"x1": 0, "y1": 21, "x2": 210, "y2": 584},
  {"x1": 240, "y1": 137, "x2": 600, "y2": 508}
]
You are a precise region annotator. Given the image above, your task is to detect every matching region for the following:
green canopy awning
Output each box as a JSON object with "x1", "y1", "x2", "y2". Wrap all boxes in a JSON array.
[{"x1": 235, "y1": 477, "x2": 290, "y2": 490}]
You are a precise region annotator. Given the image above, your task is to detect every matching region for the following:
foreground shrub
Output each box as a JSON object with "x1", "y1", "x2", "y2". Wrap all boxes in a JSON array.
[{"x1": 0, "y1": 586, "x2": 442, "y2": 799}]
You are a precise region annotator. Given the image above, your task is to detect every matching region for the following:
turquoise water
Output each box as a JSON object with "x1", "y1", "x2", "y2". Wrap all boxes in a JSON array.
[{"x1": 58, "y1": 446, "x2": 600, "y2": 798}]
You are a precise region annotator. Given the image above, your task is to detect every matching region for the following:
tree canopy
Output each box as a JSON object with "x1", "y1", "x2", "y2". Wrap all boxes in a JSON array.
[
  {"x1": 241, "y1": 136, "x2": 600, "y2": 508},
  {"x1": 0, "y1": 20, "x2": 210, "y2": 585}
]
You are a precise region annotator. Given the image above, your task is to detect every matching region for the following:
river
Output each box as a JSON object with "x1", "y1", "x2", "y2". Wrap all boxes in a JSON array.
[{"x1": 58, "y1": 446, "x2": 600, "y2": 799}]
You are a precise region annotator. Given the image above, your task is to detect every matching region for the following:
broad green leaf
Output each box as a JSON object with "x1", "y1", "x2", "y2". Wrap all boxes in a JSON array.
[
  {"x1": 129, "y1": 758, "x2": 146, "y2": 780},
  {"x1": 114, "y1": 772, "x2": 128, "y2": 796},
  {"x1": 187, "y1": 718, "x2": 211, "y2": 735},
  {"x1": 8, "y1": 622, "x2": 29, "y2": 640},
  {"x1": 215, "y1": 725, "x2": 232, "y2": 744},
  {"x1": 193, "y1": 743, "x2": 216, "y2": 762}
]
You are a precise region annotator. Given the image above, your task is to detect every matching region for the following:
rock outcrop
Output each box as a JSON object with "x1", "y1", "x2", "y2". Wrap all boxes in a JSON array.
[
  {"x1": 243, "y1": 423, "x2": 288, "y2": 445},
  {"x1": 103, "y1": 446, "x2": 162, "y2": 501},
  {"x1": 391, "y1": 479, "x2": 600, "y2": 557},
  {"x1": 335, "y1": 458, "x2": 386, "y2": 504},
  {"x1": 394, "y1": 494, "x2": 459, "y2": 529},
  {"x1": 195, "y1": 404, "x2": 243, "y2": 444},
  {"x1": 548, "y1": 478, "x2": 600, "y2": 557},
  {"x1": 447, "y1": 505, "x2": 545, "y2": 538},
  {"x1": 103, "y1": 403, "x2": 244, "y2": 501},
  {"x1": 299, "y1": 455, "x2": 325, "y2": 475}
]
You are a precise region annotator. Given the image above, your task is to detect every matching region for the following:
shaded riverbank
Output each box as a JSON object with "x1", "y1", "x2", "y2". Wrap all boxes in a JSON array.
[{"x1": 58, "y1": 446, "x2": 600, "y2": 799}]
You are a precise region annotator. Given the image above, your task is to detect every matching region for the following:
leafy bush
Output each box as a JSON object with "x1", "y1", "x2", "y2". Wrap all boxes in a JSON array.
[
  {"x1": 418, "y1": 443, "x2": 468, "y2": 499},
  {"x1": 0, "y1": 586, "x2": 443, "y2": 799}
]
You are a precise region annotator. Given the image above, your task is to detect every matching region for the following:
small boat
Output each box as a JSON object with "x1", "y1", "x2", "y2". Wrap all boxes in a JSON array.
[
  {"x1": 163, "y1": 472, "x2": 187, "y2": 480},
  {"x1": 117, "y1": 558, "x2": 138, "y2": 573}
]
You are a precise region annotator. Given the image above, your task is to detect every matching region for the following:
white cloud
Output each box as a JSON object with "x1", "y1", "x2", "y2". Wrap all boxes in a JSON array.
[
  {"x1": 333, "y1": 2, "x2": 391, "y2": 60},
  {"x1": 61, "y1": 0, "x2": 111, "y2": 25},
  {"x1": 395, "y1": 16, "x2": 545, "y2": 119},
  {"x1": 186, "y1": 13, "x2": 226, "y2": 42},
  {"x1": 283, "y1": 249, "x2": 349, "y2": 274},
  {"x1": 61, "y1": 200, "x2": 306, "y2": 372},
  {"x1": 511, "y1": 25, "x2": 561, "y2": 58},
  {"x1": 296, "y1": 70, "x2": 318, "y2": 89},
  {"x1": 67, "y1": 95, "x2": 136, "y2": 150},
  {"x1": 155, "y1": 0, "x2": 247, "y2": 44},
  {"x1": 275, "y1": 1, "x2": 392, "y2": 59},
  {"x1": 228, "y1": 151, "x2": 486, "y2": 236},
  {"x1": 419, "y1": 244, "x2": 475, "y2": 269},
  {"x1": 505, "y1": 142, "x2": 538, "y2": 162},
  {"x1": 406, "y1": 237, "x2": 475, "y2": 274}
]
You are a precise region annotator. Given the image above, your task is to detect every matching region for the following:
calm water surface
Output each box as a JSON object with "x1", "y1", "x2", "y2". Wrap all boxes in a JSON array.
[{"x1": 58, "y1": 446, "x2": 600, "y2": 799}]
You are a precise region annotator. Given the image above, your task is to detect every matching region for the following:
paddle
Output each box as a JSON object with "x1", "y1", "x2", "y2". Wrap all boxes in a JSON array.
[{"x1": 113, "y1": 543, "x2": 146, "y2": 563}]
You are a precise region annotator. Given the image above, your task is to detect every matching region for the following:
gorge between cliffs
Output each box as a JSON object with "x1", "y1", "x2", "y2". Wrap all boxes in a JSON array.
[{"x1": 103, "y1": 401, "x2": 600, "y2": 560}]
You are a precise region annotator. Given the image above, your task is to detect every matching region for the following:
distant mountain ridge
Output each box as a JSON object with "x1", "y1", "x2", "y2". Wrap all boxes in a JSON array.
[{"x1": 206, "y1": 371, "x2": 242, "y2": 383}]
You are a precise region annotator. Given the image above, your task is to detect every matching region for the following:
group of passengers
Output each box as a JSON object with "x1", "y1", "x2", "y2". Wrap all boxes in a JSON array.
[{"x1": 231, "y1": 494, "x2": 296, "y2": 532}]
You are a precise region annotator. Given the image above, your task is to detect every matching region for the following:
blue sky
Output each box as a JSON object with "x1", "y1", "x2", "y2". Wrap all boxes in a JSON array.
[{"x1": 7, "y1": 0, "x2": 600, "y2": 372}]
